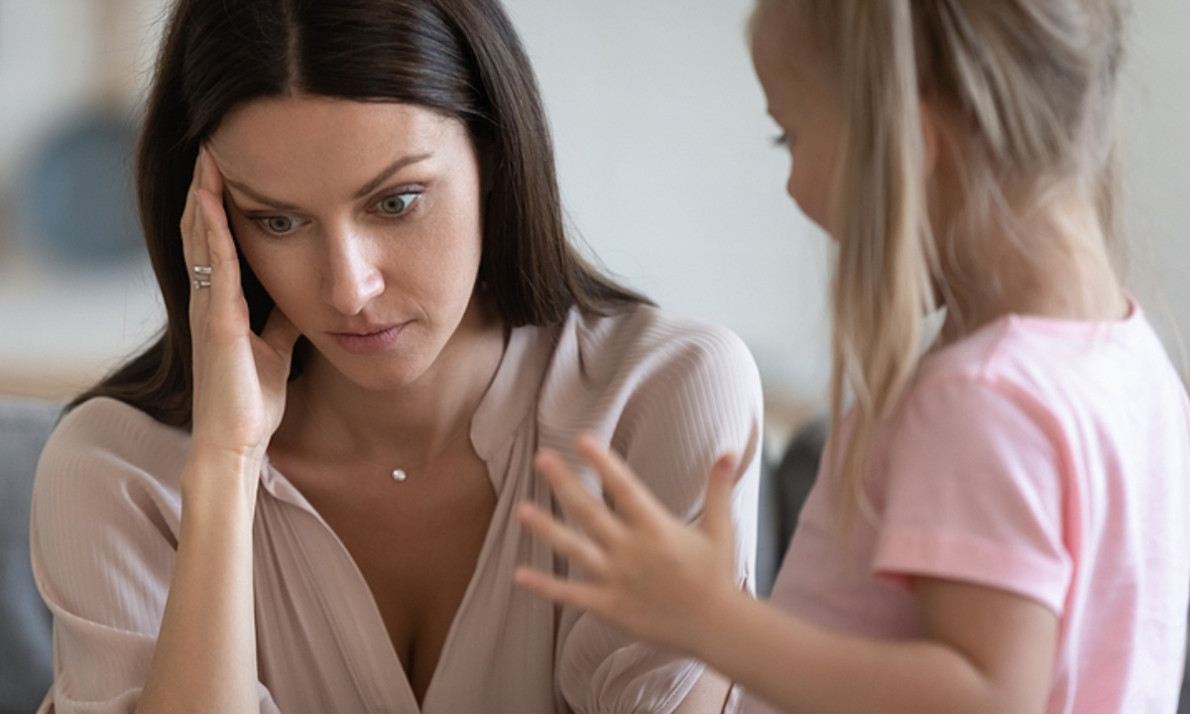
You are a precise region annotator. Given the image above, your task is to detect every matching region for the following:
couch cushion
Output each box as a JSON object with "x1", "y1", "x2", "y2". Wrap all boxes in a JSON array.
[{"x1": 0, "y1": 398, "x2": 58, "y2": 714}]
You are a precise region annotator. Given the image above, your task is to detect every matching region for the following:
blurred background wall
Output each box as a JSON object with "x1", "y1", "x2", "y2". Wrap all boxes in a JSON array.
[{"x1": 1, "y1": 0, "x2": 1187, "y2": 433}]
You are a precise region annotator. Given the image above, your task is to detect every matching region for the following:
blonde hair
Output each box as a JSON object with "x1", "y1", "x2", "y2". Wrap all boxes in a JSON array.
[{"x1": 753, "y1": 0, "x2": 1127, "y2": 523}]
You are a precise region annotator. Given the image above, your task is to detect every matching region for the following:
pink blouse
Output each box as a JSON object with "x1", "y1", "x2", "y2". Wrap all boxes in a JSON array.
[{"x1": 31, "y1": 305, "x2": 763, "y2": 713}]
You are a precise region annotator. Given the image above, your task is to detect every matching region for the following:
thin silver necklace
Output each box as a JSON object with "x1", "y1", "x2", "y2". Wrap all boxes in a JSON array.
[{"x1": 288, "y1": 391, "x2": 473, "y2": 484}]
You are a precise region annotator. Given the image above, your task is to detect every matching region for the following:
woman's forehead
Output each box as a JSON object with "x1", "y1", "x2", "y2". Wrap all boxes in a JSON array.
[{"x1": 207, "y1": 97, "x2": 475, "y2": 199}]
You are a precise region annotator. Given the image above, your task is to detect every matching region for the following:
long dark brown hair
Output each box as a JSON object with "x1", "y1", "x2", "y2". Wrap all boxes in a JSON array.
[{"x1": 73, "y1": 0, "x2": 646, "y2": 427}]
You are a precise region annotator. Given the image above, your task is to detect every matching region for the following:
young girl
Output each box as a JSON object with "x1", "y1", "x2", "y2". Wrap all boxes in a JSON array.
[{"x1": 515, "y1": 1, "x2": 1190, "y2": 712}]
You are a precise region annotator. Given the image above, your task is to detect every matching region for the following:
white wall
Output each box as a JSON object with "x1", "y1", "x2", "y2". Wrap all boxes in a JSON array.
[
  {"x1": 0, "y1": 0, "x2": 1186, "y2": 410},
  {"x1": 1117, "y1": 0, "x2": 1190, "y2": 369}
]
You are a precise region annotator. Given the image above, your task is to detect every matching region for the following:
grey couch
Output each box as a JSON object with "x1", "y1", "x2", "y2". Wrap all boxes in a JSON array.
[
  {"x1": 0, "y1": 397, "x2": 56, "y2": 714},
  {"x1": 2, "y1": 396, "x2": 1187, "y2": 711}
]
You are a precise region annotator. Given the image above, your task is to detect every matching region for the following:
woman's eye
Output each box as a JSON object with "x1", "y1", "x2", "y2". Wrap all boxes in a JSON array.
[
  {"x1": 377, "y1": 192, "x2": 419, "y2": 216},
  {"x1": 258, "y1": 215, "x2": 300, "y2": 235}
]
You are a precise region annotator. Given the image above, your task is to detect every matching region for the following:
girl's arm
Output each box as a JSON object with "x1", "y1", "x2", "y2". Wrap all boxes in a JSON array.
[
  {"x1": 136, "y1": 148, "x2": 300, "y2": 714},
  {"x1": 515, "y1": 437, "x2": 1058, "y2": 714}
]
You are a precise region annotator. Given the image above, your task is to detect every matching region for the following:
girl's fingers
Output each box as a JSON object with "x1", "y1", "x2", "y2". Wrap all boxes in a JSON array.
[
  {"x1": 513, "y1": 566, "x2": 603, "y2": 613},
  {"x1": 534, "y1": 449, "x2": 624, "y2": 545},
  {"x1": 700, "y1": 453, "x2": 738, "y2": 543},
  {"x1": 517, "y1": 502, "x2": 608, "y2": 577},
  {"x1": 574, "y1": 435, "x2": 669, "y2": 527}
]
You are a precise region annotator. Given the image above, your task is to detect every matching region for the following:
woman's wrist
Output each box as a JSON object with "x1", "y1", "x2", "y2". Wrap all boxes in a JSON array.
[{"x1": 181, "y1": 445, "x2": 265, "y2": 510}]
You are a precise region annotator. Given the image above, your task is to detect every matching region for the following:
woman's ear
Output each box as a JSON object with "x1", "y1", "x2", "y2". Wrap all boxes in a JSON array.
[{"x1": 476, "y1": 138, "x2": 497, "y2": 198}]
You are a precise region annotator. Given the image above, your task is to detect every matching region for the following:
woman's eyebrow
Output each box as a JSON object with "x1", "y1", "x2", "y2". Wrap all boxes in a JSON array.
[
  {"x1": 222, "y1": 152, "x2": 435, "y2": 210},
  {"x1": 222, "y1": 180, "x2": 301, "y2": 211},
  {"x1": 353, "y1": 152, "x2": 434, "y2": 199}
]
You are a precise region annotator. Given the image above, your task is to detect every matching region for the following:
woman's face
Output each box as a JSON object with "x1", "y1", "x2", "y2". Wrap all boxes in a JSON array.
[
  {"x1": 208, "y1": 96, "x2": 487, "y2": 391},
  {"x1": 751, "y1": 17, "x2": 844, "y2": 239}
]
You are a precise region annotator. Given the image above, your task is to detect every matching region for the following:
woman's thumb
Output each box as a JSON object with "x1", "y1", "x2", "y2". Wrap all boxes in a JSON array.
[{"x1": 260, "y1": 308, "x2": 302, "y2": 360}]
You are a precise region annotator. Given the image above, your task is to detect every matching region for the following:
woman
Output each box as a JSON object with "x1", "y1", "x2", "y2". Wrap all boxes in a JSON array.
[{"x1": 29, "y1": 1, "x2": 762, "y2": 712}]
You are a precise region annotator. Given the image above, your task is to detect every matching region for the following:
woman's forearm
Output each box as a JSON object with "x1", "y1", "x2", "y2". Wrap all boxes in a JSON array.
[{"x1": 135, "y1": 450, "x2": 262, "y2": 714}]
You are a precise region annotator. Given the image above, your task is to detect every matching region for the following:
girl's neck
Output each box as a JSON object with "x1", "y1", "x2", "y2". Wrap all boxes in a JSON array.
[
  {"x1": 274, "y1": 301, "x2": 507, "y2": 470},
  {"x1": 939, "y1": 189, "x2": 1128, "y2": 343}
]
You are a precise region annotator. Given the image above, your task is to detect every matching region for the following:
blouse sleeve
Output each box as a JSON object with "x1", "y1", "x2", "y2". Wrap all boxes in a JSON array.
[
  {"x1": 29, "y1": 399, "x2": 282, "y2": 714},
  {"x1": 873, "y1": 375, "x2": 1072, "y2": 614},
  {"x1": 542, "y1": 309, "x2": 764, "y2": 714}
]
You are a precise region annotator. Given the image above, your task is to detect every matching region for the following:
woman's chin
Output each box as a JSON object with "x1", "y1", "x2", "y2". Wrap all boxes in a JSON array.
[{"x1": 305, "y1": 348, "x2": 433, "y2": 394}]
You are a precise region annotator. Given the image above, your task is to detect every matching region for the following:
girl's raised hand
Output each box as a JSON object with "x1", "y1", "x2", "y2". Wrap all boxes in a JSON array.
[
  {"x1": 515, "y1": 436, "x2": 744, "y2": 655},
  {"x1": 180, "y1": 147, "x2": 302, "y2": 466}
]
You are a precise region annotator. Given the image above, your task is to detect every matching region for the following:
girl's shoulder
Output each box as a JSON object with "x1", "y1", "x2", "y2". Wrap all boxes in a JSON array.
[
  {"x1": 917, "y1": 303, "x2": 1176, "y2": 394},
  {"x1": 901, "y1": 304, "x2": 1186, "y2": 446}
]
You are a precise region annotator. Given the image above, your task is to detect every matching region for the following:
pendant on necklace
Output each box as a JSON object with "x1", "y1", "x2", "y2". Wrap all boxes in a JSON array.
[{"x1": 391, "y1": 468, "x2": 408, "y2": 482}]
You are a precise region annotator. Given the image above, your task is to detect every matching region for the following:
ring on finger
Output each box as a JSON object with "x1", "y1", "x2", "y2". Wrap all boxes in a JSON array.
[{"x1": 192, "y1": 264, "x2": 212, "y2": 289}]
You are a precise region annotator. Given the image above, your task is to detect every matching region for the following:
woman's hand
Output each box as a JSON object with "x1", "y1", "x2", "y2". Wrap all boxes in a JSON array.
[
  {"x1": 180, "y1": 147, "x2": 301, "y2": 465},
  {"x1": 514, "y1": 435, "x2": 744, "y2": 656}
]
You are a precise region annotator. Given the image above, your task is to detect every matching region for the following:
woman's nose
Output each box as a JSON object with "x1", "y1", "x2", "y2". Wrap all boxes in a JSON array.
[{"x1": 322, "y1": 228, "x2": 384, "y2": 315}]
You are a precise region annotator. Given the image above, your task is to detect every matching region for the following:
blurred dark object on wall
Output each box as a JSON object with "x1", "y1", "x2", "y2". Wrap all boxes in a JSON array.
[
  {"x1": 18, "y1": 110, "x2": 140, "y2": 265},
  {"x1": 13, "y1": 0, "x2": 142, "y2": 267}
]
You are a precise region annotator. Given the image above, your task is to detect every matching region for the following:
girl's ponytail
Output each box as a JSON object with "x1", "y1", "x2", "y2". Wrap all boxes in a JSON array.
[{"x1": 828, "y1": 0, "x2": 935, "y2": 525}]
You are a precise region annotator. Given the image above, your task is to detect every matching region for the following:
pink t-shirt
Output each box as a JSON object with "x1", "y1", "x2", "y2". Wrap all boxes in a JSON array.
[{"x1": 747, "y1": 304, "x2": 1190, "y2": 714}]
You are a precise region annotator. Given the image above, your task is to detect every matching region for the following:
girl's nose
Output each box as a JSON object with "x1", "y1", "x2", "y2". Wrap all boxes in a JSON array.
[{"x1": 322, "y1": 228, "x2": 384, "y2": 315}]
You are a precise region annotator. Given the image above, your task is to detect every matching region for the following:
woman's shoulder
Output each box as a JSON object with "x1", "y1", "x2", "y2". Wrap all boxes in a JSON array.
[
  {"x1": 35, "y1": 396, "x2": 189, "y2": 522},
  {"x1": 536, "y1": 305, "x2": 763, "y2": 435},
  {"x1": 559, "y1": 303, "x2": 760, "y2": 385},
  {"x1": 44, "y1": 396, "x2": 189, "y2": 465}
]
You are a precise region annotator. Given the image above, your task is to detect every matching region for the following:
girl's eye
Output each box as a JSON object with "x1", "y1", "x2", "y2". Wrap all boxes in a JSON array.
[
  {"x1": 258, "y1": 215, "x2": 300, "y2": 235},
  {"x1": 377, "y1": 192, "x2": 419, "y2": 216},
  {"x1": 773, "y1": 132, "x2": 792, "y2": 148}
]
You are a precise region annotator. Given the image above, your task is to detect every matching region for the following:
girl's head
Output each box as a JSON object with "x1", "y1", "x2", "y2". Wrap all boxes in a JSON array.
[
  {"x1": 78, "y1": 0, "x2": 643, "y2": 425},
  {"x1": 751, "y1": 0, "x2": 1126, "y2": 509}
]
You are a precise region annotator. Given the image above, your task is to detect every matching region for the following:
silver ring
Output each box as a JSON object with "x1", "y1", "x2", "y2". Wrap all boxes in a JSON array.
[
  {"x1": 192, "y1": 278, "x2": 211, "y2": 289},
  {"x1": 192, "y1": 265, "x2": 212, "y2": 276}
]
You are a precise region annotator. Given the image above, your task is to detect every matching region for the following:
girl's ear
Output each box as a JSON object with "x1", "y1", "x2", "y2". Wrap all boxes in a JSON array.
[{"x1": 919, "y1": 99, "x2": 940, "y2": 181}]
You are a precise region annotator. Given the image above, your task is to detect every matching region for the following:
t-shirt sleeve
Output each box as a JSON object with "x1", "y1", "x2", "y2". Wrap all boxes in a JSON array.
[
  {"x1": 872, "y1": 375, "x2": 1073, "y2": 614},
  {"x1": 554, "y1": 320, "x2": 764, "y2": 713},
  {"x1": 29, "y1": 401, "x2": 283, "y2": 714}
]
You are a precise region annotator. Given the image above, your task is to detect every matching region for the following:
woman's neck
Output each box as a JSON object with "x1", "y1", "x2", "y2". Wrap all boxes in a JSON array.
[{"x1": 274, "y1": 300, "x2": 507, "y2": 470}]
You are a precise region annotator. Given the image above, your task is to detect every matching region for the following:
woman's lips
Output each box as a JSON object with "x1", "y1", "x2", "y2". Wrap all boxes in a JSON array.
[{"x1": 330, "y1": 323, "x2": 407, "y2": 354}]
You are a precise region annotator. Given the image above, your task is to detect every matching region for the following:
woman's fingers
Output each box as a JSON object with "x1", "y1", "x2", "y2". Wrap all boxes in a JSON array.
[
  {"x1": 183, "y1": 149, "x2": 217, "y2": 343},
  {"x1": 517, "y1": 502, "x2": 608, "y2": 577},
  {"x1": 195, "y1": 191, "x2": 242, "y2": 315},
  {"x1": 179, "y1": 149, "x2": 208, "y2": 275},
  {"x1": 534, "y1": 449, "x2": 625, "y2": 545}
]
